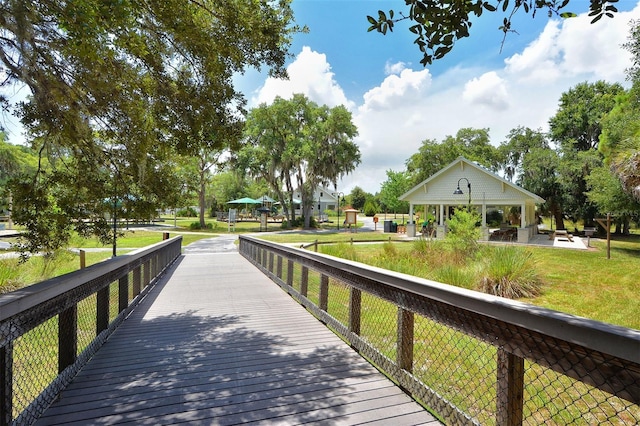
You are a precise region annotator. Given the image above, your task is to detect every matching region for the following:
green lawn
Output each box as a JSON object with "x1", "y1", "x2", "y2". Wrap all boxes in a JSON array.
[{"x1": 316, "y1": 235, "x2": 640, "y2": 330}]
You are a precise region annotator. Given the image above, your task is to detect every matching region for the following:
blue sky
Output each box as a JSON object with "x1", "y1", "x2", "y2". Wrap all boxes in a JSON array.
[{"x1": 243, "y1": 0, "x2": 640, "y2": 194}]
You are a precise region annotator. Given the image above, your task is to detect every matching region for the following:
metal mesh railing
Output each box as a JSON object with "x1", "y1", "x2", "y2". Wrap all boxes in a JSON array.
[
  {"x1": 239, "y1": 235, "x2": 640, "y2": 425},
  {"x1": 1, "y1": 236, "x2": 182, "y2": 426}
]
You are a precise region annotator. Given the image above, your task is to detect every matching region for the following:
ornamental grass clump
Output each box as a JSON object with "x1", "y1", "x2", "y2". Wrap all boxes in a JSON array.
[{"x1": 478, "y1": 246, "x2": 543, "y2": 299}]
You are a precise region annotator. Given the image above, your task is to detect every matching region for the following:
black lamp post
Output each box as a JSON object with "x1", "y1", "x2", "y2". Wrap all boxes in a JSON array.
[{"x1": 453, "y1": 178, "x2": 471, "y2": 211}]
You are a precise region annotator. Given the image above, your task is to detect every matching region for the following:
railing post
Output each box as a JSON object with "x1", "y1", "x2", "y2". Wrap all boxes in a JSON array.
[
  {"x1": 497, "y1": 348, "x2": 524, "y2": 426},
  {"x1": 319, "y1": 274, "x2": 329, "y2": 311},
  {"x1": 96, "y1": 286, "x2": 109, "y2": 334},
  {"x1": 301, "y1": 266, "x2": 309, "y2": 297},
  {"x1": 276, "y1": 256, "x2": 283, "y2": 279},
  {"x1": 286, "y1": 260, "x2": 294, "y2": 288},
  {"x1": 397, "y1": 308, "x2": 414, "y2": 372},
  {"x1": 133, "y1": 265, "x2": 142, "y2": 297},
  {"x1": 79, "y1": 249, "x2": 86, "y2": 269},
  {"x1": 58, "y1": 305, "x2": 78, "y2": 373},
  {"x1": 268, "y1": 252, "x2": 274, "y2": 272},
  {"x1": 119, "y1": 274, "x2": 129, "y2": 313},
  {"x1": 1, "y1": 344, "x2": 12, "y2": 426},
  {"x1": 144, "y1": 259, "x2": 151, "y2": 287},
  {"x1": 349, "y1": 288, "x2": 361, "y2": 334}
]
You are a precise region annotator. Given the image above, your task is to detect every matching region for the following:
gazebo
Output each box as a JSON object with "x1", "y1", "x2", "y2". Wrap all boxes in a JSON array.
[{"x1": 399, "y1": 157, "x2": 545, "y2": 242}]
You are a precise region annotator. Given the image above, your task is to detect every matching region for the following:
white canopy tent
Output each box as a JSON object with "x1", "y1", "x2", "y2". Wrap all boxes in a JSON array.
[{"x1": 399, "y1": 157, "x2": 545, "y2": 242}]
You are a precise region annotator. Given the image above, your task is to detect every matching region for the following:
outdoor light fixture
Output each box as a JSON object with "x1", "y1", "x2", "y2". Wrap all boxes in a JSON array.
[{"x1": 454, "y1": 177, "x2": 471, "y2": 211}]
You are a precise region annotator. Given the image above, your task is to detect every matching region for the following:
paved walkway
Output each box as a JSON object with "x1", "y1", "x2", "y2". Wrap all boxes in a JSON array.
[{"x1": 37, "y1": 251, "x2": 440, "y2": 425}]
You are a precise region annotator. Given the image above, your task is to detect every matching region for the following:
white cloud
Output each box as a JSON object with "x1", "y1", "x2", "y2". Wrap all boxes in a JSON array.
[
  {"x1": 359, "y1": 68, "x2": 432, "y2": 112},
  {"x1": 251, "y1": 46, "x2": 354, "y2": 109},
  {"x1": 384, "y1": 61, "x2": 408, "y2": 75},
  {"x1": 463, "y1": 71, "x2": 510, "y2": 110}
]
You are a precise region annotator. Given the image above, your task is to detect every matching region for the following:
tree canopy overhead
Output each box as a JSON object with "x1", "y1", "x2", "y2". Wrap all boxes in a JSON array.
[
  {"x1": 367, "y1": 0, "x2": 620, "y2": 66},
  {"x1": 0, "y1": 0, "x2": 299, "y2": 256}
]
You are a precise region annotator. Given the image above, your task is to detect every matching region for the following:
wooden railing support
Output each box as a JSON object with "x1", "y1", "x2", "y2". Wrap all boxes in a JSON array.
[
  {"x1": 497, "y1": 348, "x2": 525, "y2": 426},
  {"x1": 319, "y1": 274, "x2": 329, "y2": 311},
  {"x1": 1, "y1": 345, "x2": 12, "y2": 426},
  {"x1": 276, "y1": 256, "x2": 283, "y2": 279},
  {"x1": 118, "y1": 275, "x2": 129, "y2": 313},
  {"x1": 397, "y1": 308, "x2": 414, "y2": 372},
  {"x1": 96, "y1": 287, "x2": 109, "y2": 334},
  {"x1": 133, "y1": 266, "x2": 142, "y2": 297},
  {"x1": 58, "y1": 305, "x2": 78, "y2": 373},
  {"x1": 286, "y1": 260, "x2": 294, "y2": 288},
  {"x1": 301, "y1": 266, "x2": 309, "y2": 297},
  {"x1": 349, "y1": 288, "x2": 361, "y2": 335}
]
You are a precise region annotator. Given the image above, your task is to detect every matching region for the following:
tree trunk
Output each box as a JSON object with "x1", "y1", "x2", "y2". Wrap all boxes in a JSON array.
[
  {"x1": 199, "y1": 174, "x2": 206, "y2": 229},
  {"x1": 553, "y1": 207, "x2": 565, "y2": 231}
]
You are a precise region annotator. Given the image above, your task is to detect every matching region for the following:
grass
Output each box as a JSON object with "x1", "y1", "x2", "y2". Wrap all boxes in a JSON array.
[
  {"x1": 318, "y1": 235, "x2": 640, "y2": 330},
  {"x1": 0, "y1": 230, "x2": 214, "y2": 293}
]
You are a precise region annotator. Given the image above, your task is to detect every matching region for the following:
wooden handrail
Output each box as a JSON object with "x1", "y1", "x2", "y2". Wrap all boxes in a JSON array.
[{"x1": 239, "y1": 235, "x2": 640, "y2": 425}]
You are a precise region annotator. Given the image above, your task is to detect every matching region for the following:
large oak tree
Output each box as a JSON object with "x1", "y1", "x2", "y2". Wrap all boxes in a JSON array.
[{"x1": 0, "y1": 0, "x2": 298, "y2": 255}]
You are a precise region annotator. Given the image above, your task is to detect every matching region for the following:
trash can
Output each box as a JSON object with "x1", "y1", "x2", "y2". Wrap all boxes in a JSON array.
[
  {"x1": 384, "y1": 220, "x2": 392, "y2": 233},
  {"x1": 391, "y1": 222, "x2": 398, "y2": 233}
]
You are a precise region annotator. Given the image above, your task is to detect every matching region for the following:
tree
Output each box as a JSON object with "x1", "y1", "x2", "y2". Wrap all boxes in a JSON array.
[
  {"x1": 519, "y1": 147, "x2": 565, "y2": 230},
  {"x1": 366, "y1": 1, "x2": 619, "y2": 66},
  {"x1": 349, "y1": 186, "x2": 369, "y2": 211},
  {"x1": 406, "y1": 128, "x2": 499, "y2": 186},
  {"x1": 585, "y1": 166, "x2": 640, "y2": 234},
  {"x1": 241, "y1": 94, "x2": 360, "y2": 228},
  {"x1": 548, "y1": 81, "x2": 624, "y2": 225},
  {"x1": 498, "y1": 126, "x2": 549, "y2": 182},
  {"x1": 549, "y1": 81, "x2": 624, "y2": 153},
  {"x1": 379, "y1": 170, "x2": 410, "y2": 217},
  {"x1": 0, "y1": 0, "x2": 298, "y2": 254},
  {"x1": 598, "y1": 20, "x2": 640, "y2": 200}
]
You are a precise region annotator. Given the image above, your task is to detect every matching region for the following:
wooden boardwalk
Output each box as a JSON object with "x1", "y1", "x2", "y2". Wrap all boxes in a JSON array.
[{"x1": 37, "y1": 252, "x2": 440, "y2": 425}]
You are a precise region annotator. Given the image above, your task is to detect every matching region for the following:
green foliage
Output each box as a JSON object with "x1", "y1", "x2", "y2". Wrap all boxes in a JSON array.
[
  {"x1": 349, "y1": 186, "x2": 368, "y2": 210},
  {"x1": 240, "y1": 94, "x2": 360, "y2": 229},
  {"x1": 445, "y1": 208, "x2": 481, "y2": 259},
  {"x1": 486, "y1": 210, "x2": 504, "y2": 227},
  {"x1": 498, "y1": 126, "x2": 549, "y2": 182},
  {"x1": 319, "y1": 242, "x2": 358, "y2": 261},
  {"x1": 366, "y1": 1, "x2": 618, "y2": 66},
  {"x1": 189, "y1": 222, "x2": 214, "y2": 230},
  {"x1": 363, "y1": 199, "x2": 378, "y2": 217},
  {"x1": 406, "y1": 128, "x2": 500, "y2": 187},
  {"x1": 379, "y1": 169, "x2": 410, "y2": 214},
  {"x1": 478, "y1": 246, "x2": 543, "y2": 298},
  {"x1": 1, "y1": 0, "x2": 298, "y2": 255},
  {"x1": 431, "y1": 265, "x2": 476, "y2": 290},
  {"x1": 177, "y1": 207, "x2": 197, "y2": 217}
]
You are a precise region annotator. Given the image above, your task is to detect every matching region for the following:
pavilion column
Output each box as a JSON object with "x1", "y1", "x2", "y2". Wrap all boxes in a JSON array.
[
  {"x1": 480, "y1": 197, "x2": 489, "y2": 241},
  {"x1": 520, "y1": 203, "x2": 526, "y2": 229}
]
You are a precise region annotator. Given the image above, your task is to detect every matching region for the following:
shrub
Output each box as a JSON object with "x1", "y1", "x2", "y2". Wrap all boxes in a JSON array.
[
  {"x1": 363, "y1": 200, "x2": 378, "y2": 217},
  {"x1": 189, "y1": 222, "x2": 213, "y2": 230},
  {"x1": 478, "y1": 246, "x2": 543, "y2": 299},
  {"x1": 445, "y1": 208, "x2": 481, "y2": 259},
  {"x1": 177, "y1": 207, "x2": 197, "y2": 217}
]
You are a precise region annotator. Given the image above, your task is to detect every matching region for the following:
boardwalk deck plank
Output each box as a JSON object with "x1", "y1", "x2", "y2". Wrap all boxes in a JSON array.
[{"x1": 37, "y1": 252, "x2": 439, "y2": 425}]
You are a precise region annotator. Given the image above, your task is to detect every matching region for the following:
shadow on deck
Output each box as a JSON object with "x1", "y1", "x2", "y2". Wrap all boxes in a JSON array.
[{"x1": 36, "y1": 253, "x2": 439, "y2": 425}]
